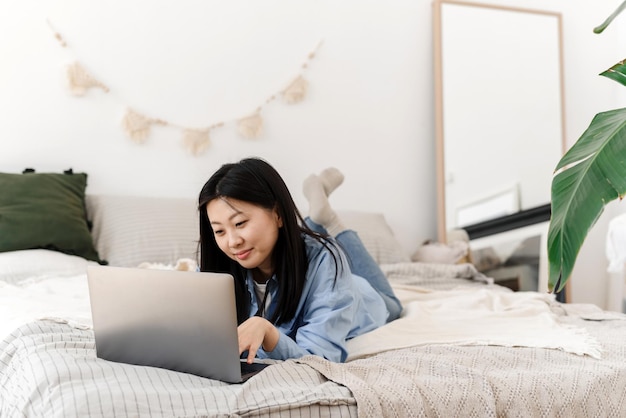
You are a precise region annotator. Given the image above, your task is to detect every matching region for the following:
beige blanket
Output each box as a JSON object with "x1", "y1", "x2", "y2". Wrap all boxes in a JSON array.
[{"x1": 346, "y1": 286, "x2": 602, "y2": 361}]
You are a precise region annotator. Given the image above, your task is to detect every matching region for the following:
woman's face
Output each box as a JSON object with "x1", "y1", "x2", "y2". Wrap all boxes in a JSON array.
[{"x1": 206, "y1": 197, "x2": 282, "y2": 280}]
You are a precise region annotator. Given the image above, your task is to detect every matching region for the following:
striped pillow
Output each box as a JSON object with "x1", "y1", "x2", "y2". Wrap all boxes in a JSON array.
[
  {"x1": 338, "y1": 210, "x2": 410, "y2": 265},
  {"x1": 86, "y1": 195, "x2": 198, "y2": 267},
  {"x1": 86, "y1": 196, "x2": 408, "y2": 268}
]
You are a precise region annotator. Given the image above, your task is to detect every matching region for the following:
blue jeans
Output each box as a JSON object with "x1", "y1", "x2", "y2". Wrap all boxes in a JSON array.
[{"x1": 305, "y1": 218, "x2": 402, "y2": 321}]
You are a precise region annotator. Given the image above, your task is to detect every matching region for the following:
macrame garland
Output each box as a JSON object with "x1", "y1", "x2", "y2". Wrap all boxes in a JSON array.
[
  {"x1": 182, "y1": 128, "x2": 211, "y2": 156},
  {"x1": 282, "y1": 75, "x2": 308, "y2": 104},
  {"x1": 283, "y1": 47, "x2": 317, "y2": 104},
  {"x1": 47, "y1": 18, "x2": 322, "y2": 155},
  {"x1": 66, "y1": 62, "x2": 110, "y2": 96},
  {"x1": 47, "y1": 20, "x2": 108, "y2": 95},
  {"x1": 121, "y1": 109, "x2": 168, "y2": 143},
  {"x1": 237, "y1": 112, "x2": 264, "y2": 139}
]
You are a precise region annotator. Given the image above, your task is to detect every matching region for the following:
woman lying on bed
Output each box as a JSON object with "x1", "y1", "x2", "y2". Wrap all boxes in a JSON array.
[{"x1": 198, "y1": 157, "x2": 402, "y2": 363}]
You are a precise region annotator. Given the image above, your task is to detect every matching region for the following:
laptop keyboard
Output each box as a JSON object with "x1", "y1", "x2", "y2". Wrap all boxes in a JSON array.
[{"x1": 240, "y1": 361, "x2": 270, "y2": 380}]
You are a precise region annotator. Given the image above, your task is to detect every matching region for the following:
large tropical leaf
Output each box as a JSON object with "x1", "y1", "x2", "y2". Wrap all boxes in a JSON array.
[
  {"x1": 548, "y1": 107, "x2": 626, "y2": 292},
  {"x1": 548, "y1": 1, "x2": 626, "y2": 293}
]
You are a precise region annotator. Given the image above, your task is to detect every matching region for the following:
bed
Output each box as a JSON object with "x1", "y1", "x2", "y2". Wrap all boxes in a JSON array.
[{"x1": 2, "y1": 171, "x2": 626, "y2": 417}]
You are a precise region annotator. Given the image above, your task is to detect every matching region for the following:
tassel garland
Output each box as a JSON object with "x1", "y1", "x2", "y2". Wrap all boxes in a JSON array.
[
  {"x1": 282, "y1": 75, "x2": 308, "y2": 104},
  {"x1": 182, "y1": 128, "x2": 211, "y2": 155},
  {"x1": 47, "y1": 19, "x2": 322, "y2": 156},
  {"x1": 237, "y1": 112, "x2": 264, "y2": 139},
  {"x1": 66, "y1": 62, "x2": 110, "y2": 96}
]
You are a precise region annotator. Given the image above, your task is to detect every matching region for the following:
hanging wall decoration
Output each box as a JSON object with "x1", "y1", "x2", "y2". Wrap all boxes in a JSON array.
[
  {"x1": 237, "y1": 112, "x2": 264, "y2": 139},
  {"x1": 47, "y1": 19, "x2": 322, "y2": 156},
  {"x1": 282, "y1": 75, "x2": 308, "y2": 104},
  {"x1": 66, "y1": 62, "x2": 110, "y2": 96},
  {"x1": 182, "y1": 128, "x2": 212, "y2": 155}
]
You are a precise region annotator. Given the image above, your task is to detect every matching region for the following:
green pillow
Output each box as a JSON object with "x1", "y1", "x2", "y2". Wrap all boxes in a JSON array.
[{"x1": 0, "y1": 170, "x2": 103, "y2": 262}]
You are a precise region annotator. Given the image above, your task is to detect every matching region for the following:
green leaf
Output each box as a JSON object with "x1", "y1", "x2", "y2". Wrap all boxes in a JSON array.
[
  {"x1": 600, "y1": 59, "x2": 626, "y2": 87},
  {"x1": 548, "y1": 107, "x2": 626, "y2": 292}
]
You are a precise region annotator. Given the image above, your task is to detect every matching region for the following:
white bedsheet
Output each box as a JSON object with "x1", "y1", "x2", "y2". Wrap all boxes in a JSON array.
[{"x1": 0, "y1": 275, "x2": 92, "y2": 341}]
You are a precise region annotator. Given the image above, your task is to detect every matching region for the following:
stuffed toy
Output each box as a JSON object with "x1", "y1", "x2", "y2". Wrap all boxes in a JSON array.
[
  {"x1": 138, "y1": 258, "x2": 198, "y2": 271},
  {"x1": 411, "y1": 228, "x2": 472, "y2": 265}
]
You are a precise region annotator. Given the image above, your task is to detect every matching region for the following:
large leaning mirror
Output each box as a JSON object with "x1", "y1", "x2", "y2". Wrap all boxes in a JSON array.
[
  {"x1": 433, "y1": 0, "x2": 566, "y2": 295},
  {"x1": 434, "y1": 0, "x2": 565, "y2": 239}
]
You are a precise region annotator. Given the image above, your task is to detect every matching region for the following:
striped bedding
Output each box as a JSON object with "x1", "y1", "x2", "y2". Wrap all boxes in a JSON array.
[
  {"x1": 2, "y1": 261, "x2": 626, "y2": 417},
  {"x1": 0, "y1": 321, "x2": 356, "y2": 417}
]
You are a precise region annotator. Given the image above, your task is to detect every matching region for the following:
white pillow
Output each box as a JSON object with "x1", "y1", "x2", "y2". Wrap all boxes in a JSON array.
[
  {"x1": 338, "y1": 210, "x2": 410, "y2": 265},
  {"x1": 86, "y1": 195, "x2": 199, "y2": 267},
  {"x1": 0, "y1": 249, "x2": 93, "y2": 285}
]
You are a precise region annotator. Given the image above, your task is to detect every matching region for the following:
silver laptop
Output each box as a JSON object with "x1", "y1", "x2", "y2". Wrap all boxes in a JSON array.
[{"x1": 86, "y1": 265, "x2": 268, "y2": 383}]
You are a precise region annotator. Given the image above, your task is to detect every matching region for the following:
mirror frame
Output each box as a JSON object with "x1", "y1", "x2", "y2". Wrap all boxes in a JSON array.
[{"x1": 432, "y1": 0, "x2": 567, "y2": 242}]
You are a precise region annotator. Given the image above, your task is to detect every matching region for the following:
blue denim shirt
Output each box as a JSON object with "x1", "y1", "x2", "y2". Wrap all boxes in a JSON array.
[{"x1": 247, "y1": 235, "x2": 388, "y2": 363}]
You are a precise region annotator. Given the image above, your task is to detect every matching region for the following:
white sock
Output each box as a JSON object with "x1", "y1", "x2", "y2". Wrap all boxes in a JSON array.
[
  {"x1": 302, "y1": 174, "x2": 346, "y2": 236},
  {"x1": 318, "y1": 167, "x2": 344, "y2": 196}
]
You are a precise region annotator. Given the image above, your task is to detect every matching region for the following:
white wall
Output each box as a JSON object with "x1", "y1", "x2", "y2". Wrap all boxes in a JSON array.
[
  {"x1": 1, "y1": 0, "x2": 624, "y2": 308},
  {"x1": 0, "y1": 0, "x2": 433, "y2": 260}
]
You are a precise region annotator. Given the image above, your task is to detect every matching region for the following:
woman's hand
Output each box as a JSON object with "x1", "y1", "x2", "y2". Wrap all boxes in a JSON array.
[{"x1": 237, "y1": 316, "x2": 280, "y2": 363}]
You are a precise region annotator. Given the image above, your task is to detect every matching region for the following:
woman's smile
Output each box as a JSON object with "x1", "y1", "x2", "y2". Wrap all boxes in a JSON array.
[{"x1": 235, "y1": 249, "x2": 252, "y2": 260}]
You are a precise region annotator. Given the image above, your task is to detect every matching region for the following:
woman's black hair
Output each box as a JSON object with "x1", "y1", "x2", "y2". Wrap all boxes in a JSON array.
[{"x1": 198, "y1": 157, "x2": 340, "y2": 325}]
